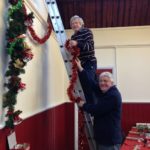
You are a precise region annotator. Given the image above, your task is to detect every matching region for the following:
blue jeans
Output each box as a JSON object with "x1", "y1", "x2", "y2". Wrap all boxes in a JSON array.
[{"x1": 96, "y1": 144, "x2": 121, "y2": 150}]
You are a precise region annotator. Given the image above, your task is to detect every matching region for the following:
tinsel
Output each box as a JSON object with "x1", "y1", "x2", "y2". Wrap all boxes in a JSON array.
[
  {"x1": 23, "y1": 4, "x2": 52, "y2": 44},
  {"x1": 27, "y1": 24, "x2": 52, "y2": 44},
  {"x1": 65, "y1": 40, "x2": 87, "y2": 150},
  {"x1": 65, "y1": 40, "x2": 82, "y2": 103}
]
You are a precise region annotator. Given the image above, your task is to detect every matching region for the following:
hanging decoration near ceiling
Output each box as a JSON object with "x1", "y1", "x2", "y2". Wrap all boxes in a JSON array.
[
  {"x1": 3, "y1": 0, "x2": 52, "y2": 132},
  {"x1": 23, "y1": 3, "x2": 52, "y2": 44}
]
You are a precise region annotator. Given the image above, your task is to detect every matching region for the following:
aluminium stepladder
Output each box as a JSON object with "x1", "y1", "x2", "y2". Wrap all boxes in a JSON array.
[{"x1": 45, "y1": 0, "x2": 96, "y2": 150}]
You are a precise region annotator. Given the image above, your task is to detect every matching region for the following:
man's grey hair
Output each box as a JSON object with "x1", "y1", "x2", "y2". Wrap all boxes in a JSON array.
[
  {"x1": 99, "y1": 72, "x2": 114, "y2": 84},
  {"x1": 70, "y1": 15, "x2": 84, "y2": 27}
]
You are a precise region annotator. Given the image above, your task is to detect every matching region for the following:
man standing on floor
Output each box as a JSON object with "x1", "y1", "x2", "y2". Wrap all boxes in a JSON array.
[{"x1": 76, "y1": 58, "x2": 122, "y2": 150}]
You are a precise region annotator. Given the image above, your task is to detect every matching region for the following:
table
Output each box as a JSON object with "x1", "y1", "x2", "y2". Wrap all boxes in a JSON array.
[{"x1": 121, "y1": 127, "x2": 150, "y2": 150}]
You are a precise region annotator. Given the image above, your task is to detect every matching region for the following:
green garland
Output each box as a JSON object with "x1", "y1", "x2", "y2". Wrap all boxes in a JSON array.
[
  {"x1": 3, "y1": 0, "x2": 34, "y2": 130},
  {"x1": 8, "y1": 0, "x2": 23, "y2": 17}
]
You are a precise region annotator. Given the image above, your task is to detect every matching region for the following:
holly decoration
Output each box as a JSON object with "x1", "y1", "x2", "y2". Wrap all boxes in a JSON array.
[
  {"x1": 3, "y1": 0, "x2": 34, "y2": 131},
  {"x1": 3, "y1": 0, "x2": 52, "y2": 131}
]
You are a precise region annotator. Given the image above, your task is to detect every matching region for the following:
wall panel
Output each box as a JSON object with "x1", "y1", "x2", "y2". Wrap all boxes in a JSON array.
[{"x1": 116, "y1": 47, "x2": 150, "y2": 102}]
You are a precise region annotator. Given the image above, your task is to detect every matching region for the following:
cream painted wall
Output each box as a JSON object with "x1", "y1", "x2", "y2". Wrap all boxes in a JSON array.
[
  {"x1": 116, "y1": 47, "x2": 150, "y2": 102},
  {"x1": 0, "y1": 0, "x2": 69, "y2": 127},
  {"x1": 66, "y1": 26, "x2": 150, "y2": 47},
  {"x1": 15, "y1": 1, "x2": 70, "y2": 119},
  {"x1": 95, "y1": 48, "x2": 117, "y2": 83},
  {"x1": 66, "y1": 26, "x2": 150, "y2": 103}
]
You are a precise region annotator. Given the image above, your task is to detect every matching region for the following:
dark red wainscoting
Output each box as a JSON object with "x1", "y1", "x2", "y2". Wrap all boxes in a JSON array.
[
  {"x1": 0, "y1": 128, "x2": 8, "y2": 150},
  {"x1": 122, "y1": 103, "x2": 150, "y2": 135},
  {"x1": 0, "y1": 102, "x2": 75, "y2": 150},
  {"x1": 1, "y1": 102, "x2": 150, "y2": 150}
]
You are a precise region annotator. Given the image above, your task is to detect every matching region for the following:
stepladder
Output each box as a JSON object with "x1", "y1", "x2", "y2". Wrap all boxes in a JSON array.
[{"x1": 45, "y1": 0, "x2": 97, "y2": 150}]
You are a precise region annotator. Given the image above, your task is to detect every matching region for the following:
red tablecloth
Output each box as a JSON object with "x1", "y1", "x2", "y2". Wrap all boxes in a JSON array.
[{"x1": 121, "y1": 127, "x2": 150, "y2": 150}]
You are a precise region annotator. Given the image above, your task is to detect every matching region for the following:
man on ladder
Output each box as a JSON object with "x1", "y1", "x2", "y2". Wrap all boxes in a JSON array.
[{"x1": 68, "y1": 15, "x2": 98, "y2": 104}]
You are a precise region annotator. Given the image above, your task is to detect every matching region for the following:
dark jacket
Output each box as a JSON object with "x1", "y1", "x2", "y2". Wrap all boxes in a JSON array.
[{"x1": 79, "y1": 70, "x2": 122, "y2": 145}]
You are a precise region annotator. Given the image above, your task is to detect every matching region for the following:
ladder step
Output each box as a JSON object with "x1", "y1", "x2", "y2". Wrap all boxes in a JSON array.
[
  {"x1": 51, "y1": 16, "x2": 60, "y2": 19},
  {"x1": 55, "y1": 31, "x2": 64, "y2": 33}
]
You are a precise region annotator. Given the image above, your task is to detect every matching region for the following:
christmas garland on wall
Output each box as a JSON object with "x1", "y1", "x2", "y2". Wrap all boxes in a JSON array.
[
  {"x1": 4, "y1": 0, "x2": 86, "y2": 148},
  {"x1": 3, "y1": 0, "x2": 51, "y2": 131},
  {"x1": 23, "y1": 4, "x2": 52, "y2": 44}
]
